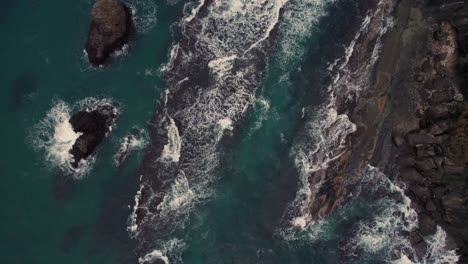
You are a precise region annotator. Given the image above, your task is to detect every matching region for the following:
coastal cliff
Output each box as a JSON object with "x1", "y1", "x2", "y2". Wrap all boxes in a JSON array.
[
  {"x1": 294, "y1": 0, "x2": 467, "y2": 261},
  {"x1": 346, "y1": 0, "x2": 467, "y2": 260}
]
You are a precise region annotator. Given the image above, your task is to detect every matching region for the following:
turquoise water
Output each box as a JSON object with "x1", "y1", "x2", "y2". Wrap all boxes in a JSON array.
[
  {"x1": 0, "y1": 0, "x2": 442, "y2": 263},
  {"x1": 0, "y1": 0, "x2": 181, "y2": 263}
]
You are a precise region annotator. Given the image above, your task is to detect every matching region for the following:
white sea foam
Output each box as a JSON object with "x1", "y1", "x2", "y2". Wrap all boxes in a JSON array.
[
  {"x1": 157, "y1": 171, "x2": 195, "y2": 218},
  {"x1": 250, "y1": 97, "x2": 271, "y2": 133},
  {"x1": 276, "y1": 0, "x2": 336, "y2": 69},
  {"x1": 32, "y1": 98, "x2": 118, "y2": 179},
  {"x1": 424, "y1": 226, "x2": 459, "y2": 264},
  {"x1": 160, "y1": 116, "x2": 181, "y2": 163},
  {"x1": 347, "y1": 166, "x2": 418, "y2": 258},
  {"x1": 126, "y1": 0, "x2": 158, "y2": 34},
  {"x1": 33, "y1": 101, "x2": 82, "y2": 173},
  {"x1": 281, "y1": 0, "x2": 394, "y2": 237},
  {"x1": 139, "y1": 238, "x2": 185, "y2": 264},
  {"x1": 348, "y1": 166, "x2": 459, "y2": 263},
  {"x1": 114, "y1": 128, "x2": 148, "y2": 167},
  {"x1": 128, "y1": 177, "x2": 144, "y2": 238},
  {"x1": 134, "y1": 0, "x2": 336, "y2": 259}
]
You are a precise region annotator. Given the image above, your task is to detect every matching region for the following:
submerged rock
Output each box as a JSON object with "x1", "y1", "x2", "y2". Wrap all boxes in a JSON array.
[
  {"x1": 85, "y1": 0, "x2": 133, "y2": 65},
  {"x1": 69, "y1": 104, "x2": 118, "y2": 167}
]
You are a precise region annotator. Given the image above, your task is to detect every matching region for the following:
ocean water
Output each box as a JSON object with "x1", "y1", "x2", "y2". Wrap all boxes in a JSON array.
[{"x1": 0, "y1": 0, "x2": 459, "y2": 264}]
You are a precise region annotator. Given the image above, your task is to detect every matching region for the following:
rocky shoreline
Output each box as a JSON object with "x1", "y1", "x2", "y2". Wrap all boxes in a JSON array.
[
  {"x1": 296, "y1": 0, "x2": 467, "y2": 262},
  {"x1": 387, "y1": 0, "x2": 468, "y2": 260},
  {"x1": 347, "y1": 0, "x2": 468, "y2": 261}
]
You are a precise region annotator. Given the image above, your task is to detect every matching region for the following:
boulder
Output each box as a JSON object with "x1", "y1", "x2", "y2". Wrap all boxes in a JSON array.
[
  {"x1": 407, "y1": 131, "x2": 439, "y2": 146},
  {"x1": 415, "y1": 158, "x2": 437, "y2": 171},
  {"x1": 69, "y1": 104, "x2": 117, "y2": 167},
  {"x1": 415, "y1": 144, "x2": 435, "y2": 158},
  {"x1": 419, "y1": 214, "x2": 437, "y2": 236},
  {"x1": 85, "y1": 0, "x2": 133, "y2": 65},
  {"x1": 410, "y1": 184, "x2": 431, "y2": 202},
  {"x1": 413, "y1": 240, "x2": 427, "y2": 260},
  {"x1": 426, "y1": 105, "x2": 450, "y2": 122},
  {"x1": 428, "y1": 120, "x2": 450, "y2": 135},
  {"x1": 401, "y1": 168, "x2": 425, "y2": 184}
]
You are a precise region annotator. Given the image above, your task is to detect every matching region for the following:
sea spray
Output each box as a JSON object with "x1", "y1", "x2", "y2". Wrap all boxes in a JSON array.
[
  {"x1": 134, "y1": 0, "x2": 295, "y2": 260},
  {"x1": 114, "y1": 128, "x2": 148, "y2": 167},
  {"x1": 280, "y1": 0, "x2": 395, "y2": 237},
  {"x1": 32, "y1": 98, "x2": 119, "y2": 179}
]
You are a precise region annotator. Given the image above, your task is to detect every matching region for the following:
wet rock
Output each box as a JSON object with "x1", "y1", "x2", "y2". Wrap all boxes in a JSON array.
[
  {"x1": 425, "y1": 200, "x2": 437, "y2": 212},
  {"x1": 441, "y1": 194, "x2": 465, "y2": 224},
  {"x1": 398, "y1": 154, "x2": 417, "y2": 167},
  {"x1": 85, "y1": 0, "x2": 133, "y2": 65},
  {"x1": 444, "y1": 166, "x2": 465, "y2": 175},
  {"x1": 69, "y1": 104, "x2": 118, "y2": 167},
  {"x1": 410, "y1": 184, "x2": 431, "y2": 202},
  {"x1": 413, "y1": 240, "x2": 427, "y2": 260},
  {"x1": 431, "y1": 89, "x2": 453, "y2": 104},
  {"x1": 427, "y1": 105, "x2": 450, "y2": 121},
  {"x1": 415, "y1": 144, "x2": 435, "y2": 158},
  {"x1": 409, "y1": 231, "x2": 423, "y2": 245},
  {"x1": 407, "y1": 131, "x2": 439, "y2": 146},
  {"x1": 429, "y1": 120, "x2": 451, "y2": 135},
  {"x1": 419, "y1": 214, "x2": 437, "y2": 236},
  {"x1": 421, "y1": 169, "x2": 443, "y2": 183},
  {"x1": 393, "y1": 134, "x2": 405, "y2": 147},
  {"x1": 401, "y1": 168, "x2": 425, "y2": 183},
  {"x1": 415, "y1": 158, "x2": 437, "y2": 171}
]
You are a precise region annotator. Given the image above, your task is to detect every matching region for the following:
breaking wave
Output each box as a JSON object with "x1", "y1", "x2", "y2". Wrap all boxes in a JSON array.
[
  {"x1": 347, "y1": 166, "x2": 459, "y2": 263},
  {"x1": 126, "y1": 0, "x2": 158, "y2": 34},
  {"x1": 280, "y1": 0, "x2": 394, "y2": 238},
  {"x1": 32, "y1": 97, "x2": 118, "y2": 179},
  {"x1": 114, "y1": 128, "x2": 148, "y2": 167},
  {"x1": 133, "y1": 0, "x2": 304, "y2": 261}
]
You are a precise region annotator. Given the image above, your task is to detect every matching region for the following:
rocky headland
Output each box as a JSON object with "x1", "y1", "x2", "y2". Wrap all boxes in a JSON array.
[{"x1": 85, "y1": 0, "x2": 133, "y2": 66}]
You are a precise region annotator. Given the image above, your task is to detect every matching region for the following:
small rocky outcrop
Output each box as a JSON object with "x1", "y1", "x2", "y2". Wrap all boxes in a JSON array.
[
  {"x1": 85, "y1": 0, "x2": 133, "y2": 65},
  {"x1": 69, "y1": 104, "x2": 118, "y2": 167}
]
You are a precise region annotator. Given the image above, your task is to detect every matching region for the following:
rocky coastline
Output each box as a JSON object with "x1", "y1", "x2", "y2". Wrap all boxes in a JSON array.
[
  {"x1": 350, "y1": 0, "x2": 467, "y2": 261},
  {"x1": 388, "y1": 1, "x2": 468, "y2": 260},
  {"x1": 296, "y1": 0, "x2": 467, "y2": 261}
]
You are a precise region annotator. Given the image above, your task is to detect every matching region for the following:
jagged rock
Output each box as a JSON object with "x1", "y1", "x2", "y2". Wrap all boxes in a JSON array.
[
  {"x1": 429, "y1": 120, "x2": 451, "y2": 135},
  {"x1": 407, "y1": 131, "x2": 439, "y2": 146},
  {"x1": 427, "y1": 105, "x2": 450, "y2": 121},
  {"x1": 431, "y1": 89, "x2": 453, "y2": 104},
  {"x1": 441, "y1": 194, "x2": 465, "y2": 224},
  {"x1": 426, "y1": 200, "x2": 437, "y2": 212},
  {"x1": 421, "y1": 169, "x2": 443, "y2": 183},
  {"x1": 416, "y1": 144, "x2": 435, "y2": 158},
  {"x1": 401, "y1": 168, "x2": 425, "y2": 183},
  {"x1": 85, "y1": 0, "x2": 133, "y2": 65},
  {"x1": 410, "y1": 231, "x2": 423, "y2": 245},
  {"x1": 419, "y1": 214, "x2": 437, "y2": 236},
  {"x1": 444, "y1": 166, "x2": 465, "y2": 175},
  {"x1": 69, "y1": 104, "x2": 117, "y2": 167},
  {"x1": 415, "y1": 158, "x2": 437, "y2": 171},
  {"x1": 413, "y1": 240, "x2": 427, "y2": 260},
  {"x1": 398, "y1": 154, "x2": 417, "y2": 167},
  {"x1": 410, "y1": 184, "x2": 431, "y2": 202}
]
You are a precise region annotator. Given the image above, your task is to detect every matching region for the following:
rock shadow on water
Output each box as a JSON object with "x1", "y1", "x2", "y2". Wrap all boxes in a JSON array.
[
  {"x1": 90, "y1": 169, "x2": 141, "y2": 263},
  {"x1": 52, "y1": 171, "x2": 77, "y2": 202},
  {"x1": 7, "y1": 72, "x2": 37, "y2": 112},
  {"x1": 62, "y1": 225, "x2": 85, "y2": 253}
]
